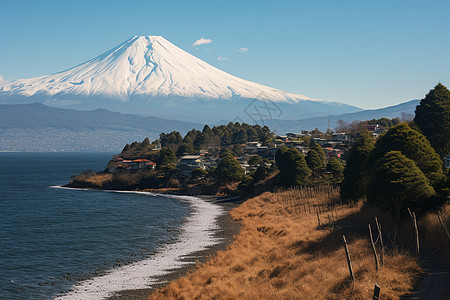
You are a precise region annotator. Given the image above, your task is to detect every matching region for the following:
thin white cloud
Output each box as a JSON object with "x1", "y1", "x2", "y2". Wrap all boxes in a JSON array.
[
  {"x1": 238, "y1": 47, "x2": 248, "y2": 53},
  {"x1": 0, "y1": 75, "x2": 9, "y2": 85},
  {"x1": 217, "y1": 56, "x2": 228, "y2": 61},
  {"x1": 193, "y1": 38, "x2": 212, "y2": 46}
]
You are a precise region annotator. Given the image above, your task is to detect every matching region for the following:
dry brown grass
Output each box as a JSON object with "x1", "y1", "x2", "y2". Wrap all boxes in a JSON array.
[
  {"x1": 360, "y1": 202, "x2": 450, "y2": 263},
  {"x1": 418, "y1": 204, "x2": 450, "y2": 262},
  {"x1": 149, "y1": 188, "x2": 421, "y2": 299},
  {"x1": 71, "y1": 172, "x2": 112, "y2": 189}
]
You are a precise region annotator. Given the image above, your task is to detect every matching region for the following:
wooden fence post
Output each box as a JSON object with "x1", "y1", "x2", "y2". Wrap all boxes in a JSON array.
[
  {"x1": 369, "y1": 224, "x2": 380, "y2": 271},
  {"x1": 437, "y1": 213, "x2": 450, "y2": 242},
  {"x1": 317, "y1": 210, "x2": 321, "y2": 227},
  {"x1": 373, "y1": 283, "x2": 381, "y2": 300},
  {"x1": 407, "y1": 208, "x2": 420, "y2": 258},
  {"x1": 375, "y1": 217, "x2": 384, "y2": 266},
  {"x1": 342, "y1": 235, "x2": 355, "y2": 281},
  {"x1": 413, "y1": 212, "x2": 420, "y2": 258}
]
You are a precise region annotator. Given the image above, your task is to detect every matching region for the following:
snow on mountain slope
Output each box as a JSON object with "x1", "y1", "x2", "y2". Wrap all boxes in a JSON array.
[
  {"x1": 0, "y1": 36, "x2": 361, "y2": 122},
  {"x1": 0, "y1": 36, "x2": 315, "y2": 103}
]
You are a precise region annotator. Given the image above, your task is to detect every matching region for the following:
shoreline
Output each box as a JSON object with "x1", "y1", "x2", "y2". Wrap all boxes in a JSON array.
[
  {"x1": 108, "y1": 195, "x2": 242, "y2": 300},
  {"x1": 54, "y1": 186, "x2": 242, "y2": 300}
]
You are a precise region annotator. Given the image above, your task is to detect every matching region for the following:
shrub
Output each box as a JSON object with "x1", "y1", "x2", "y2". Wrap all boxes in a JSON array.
[
  {"x1": 367, "y1": 151, "x2": 435, "y2": 214},
  {"x1": 275, "y1": 147, "x2": 311, "y2": 186}
]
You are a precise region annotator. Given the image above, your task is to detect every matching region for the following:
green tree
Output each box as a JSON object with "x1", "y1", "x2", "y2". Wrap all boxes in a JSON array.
[
  {"x1": 232, "y1": 128, "x2": 248, "y2": 144},
  {"x1": 414, "y1": 83, "x2": 450, "y2": 158},
  {"x1": 367, "y1": 151, "x2": 435, "y2": 214},
  {"x1": 340, "y1": 131, "x2": 375, "y2": 200},
  {"x1": 311, "y1": 144, "x2": 326, "y2": 164},
  {"x1": 190, "y1": 168, "x2": 208, "y2": 183},
  {"x1": 220, "y1": 132, "x2": 231, "y2": 146},
  {"x1": 141, "y1": 137, "x2": 151, "y2": 147},
  {"x1": 253, "y1": 165, "x2": 268, "y2": 183},
  {"x1": 248, "y1": 155, "x2": 263, "y2": 166},
  {"x1": 306, "y1": 149, "x2": 323, "y2": 175},
  {"x1": 232, "y1": 144, "x2": 244, "y2": 157},
  {"x1": 177, "y1": 143, "x2": 196, "y2": 156},
  {"x1": 238, "y1": 175, "x2": 254, "y2": 191},
  {"x1": 275, "y1": 147, "x2": 311, "y2": 186},
  {"x1": 156, "y1": 148, "x2": 177, "y2": 171},
  {"x1": 122, "y1": 143, "x2": 131, "y2": 152},
  {"x1": 367, "y1": 123, "x2": 445, "y2": 187},
  {"x1": 327, "y1": 157, "x2": 344, "y2": 182},
  {"x1": 160, "y1": 131, "x2": 183, "y2": 152},
  {"x1": 247, "y1": 127, "x2": 259, "y2": 142},
  {"x1": 183, "y1": 129, "x2": 200, "y2": 145},
  {"x1": 216, "y1": 152, "x2": 245, "y2": 183}
]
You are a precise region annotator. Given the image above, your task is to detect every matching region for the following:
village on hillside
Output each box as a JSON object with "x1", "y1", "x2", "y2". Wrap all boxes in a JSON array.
[{"x1": 106, "y1": 120, "x2": 390, "y2": 181}]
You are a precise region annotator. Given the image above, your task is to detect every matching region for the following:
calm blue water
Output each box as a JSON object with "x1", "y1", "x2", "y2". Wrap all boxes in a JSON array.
[{"x1": 0, "y1": 152, "x2": 190, "y2": 300}]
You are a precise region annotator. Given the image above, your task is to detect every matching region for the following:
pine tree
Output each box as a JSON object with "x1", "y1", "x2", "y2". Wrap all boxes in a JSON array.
[
  {"x1": 311, "y1": 144, "x2": 326, "y2": 165},
  {"x1": 367, "y1": 151, "x2": 435, "y2": 213},
  {"x1": 253, "y1": 165, "x2": 268, "y2": 183},
  {"x1": 216, "y1": 152, "x2": 245, "y2": 183},
  {"x1": 248, "y1": 155, "x2": 263, "y2": 166},
  {"x1": 141, "y1": 137, "x2": 150, "y2": 147},
  {"x1": 340, "y1": 131, "x2": 374, "y2": 200},
  {"x1": 177, "y1": 143, "x2": 196, "y2": 156},
  {"x1": 306, "y1": 149, "x2": 323, "y2": 175},
  {"x1": 414, "y1": 83, "x2": 450, "y2": 158},
  {"x1": 122, "y1": 144, "x2": 131, "y2": 153},
  {"x1": 275, "y1": 147, "x2": 311, "y2": 186},
  {"x1": 156, "y1": 148, "x2": 177, "y2": 170},
  {"x1": 366, "y1": 123, "x2": 445, "y2": 188},
  {"x1": 327, "y1": 157, "x2": 344, "y2": 182}
]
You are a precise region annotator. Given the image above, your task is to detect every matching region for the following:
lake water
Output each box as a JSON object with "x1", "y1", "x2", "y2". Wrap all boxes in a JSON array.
[{"x1": 0, "y1": 152, "x2": 223, "y2": 299}]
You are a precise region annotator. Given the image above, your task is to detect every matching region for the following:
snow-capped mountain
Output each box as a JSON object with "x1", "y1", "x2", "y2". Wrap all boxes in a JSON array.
[{"x1": 0, "y1": 36, "x2": 361, "y2": 122}]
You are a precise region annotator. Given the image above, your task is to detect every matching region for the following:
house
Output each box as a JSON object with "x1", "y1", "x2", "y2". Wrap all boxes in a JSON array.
[
  {"x1": 323, "y1": 147, "x2": 343, "y2": 158},
  {"x1": 295, "y1": 145, "x2": 308, "y2": 154},
  {"x1": 286, "y1": 132, "x2": 305, "y2": 139},
  {"x1": 332, "y1": 133, "x2": 349, "y2": 143},
  {"x1": 285, "y1": 141, "x2": 301, "y2": 148},
  {"x1": 312, "y1": 138, "x2": 329, "y2": 146},
  {"x1": 131, "y1": 159, "x2": 156, "y2": 170},
  {"x1": 256, "y1": 146, "x2": 269, "y2": 157},
  {"x1": 362, "y1": 124, "x2": 379, "y2": 132},
  {"x1": 445, "y1": 155, "x2": 450, "y2": 169},
  {"x1": 178, "y1": 155, "x2": 205, "y2": 177},
  {"x1": 203, "y1": 157, "x2": 218, "y2": 168},
  {"x1": 245, "y1": 142, "x2": 262, "y2": 154},
  {"x1": 108, "y1": 158, "x2": 156, "y2": 172}
]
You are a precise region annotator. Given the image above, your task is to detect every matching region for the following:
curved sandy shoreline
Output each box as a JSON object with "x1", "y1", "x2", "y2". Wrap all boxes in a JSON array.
[
  {"x1": 109, "y1": 196, "x2": 241, "y2": 300},
  {"x1": 51, "y1": 188, "x2": 241, "y2": 300}
]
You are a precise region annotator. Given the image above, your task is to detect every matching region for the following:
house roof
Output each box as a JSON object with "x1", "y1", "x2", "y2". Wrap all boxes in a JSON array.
[{"x1": 181, "y1": 155, "x2": 201, "y2": 160}]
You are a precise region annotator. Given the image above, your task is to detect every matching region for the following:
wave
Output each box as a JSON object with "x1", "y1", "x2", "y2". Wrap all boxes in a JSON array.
[{"x1": 53, "y1": 189, "x2": 224, "y2": 300}]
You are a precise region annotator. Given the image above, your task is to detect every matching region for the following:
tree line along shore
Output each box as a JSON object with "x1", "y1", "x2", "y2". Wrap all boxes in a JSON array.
[{"x1": 69, "y1": 83, "x2": 449, "y2": 299}]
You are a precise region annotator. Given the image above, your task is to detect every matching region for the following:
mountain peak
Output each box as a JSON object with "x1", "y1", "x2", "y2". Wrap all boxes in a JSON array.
[
  {"x1": 0, "y1": 35, "x2": 318, "y2": 103},
  {"x1": 0, "y1": 36, "x2": 361, "y2": 121}
]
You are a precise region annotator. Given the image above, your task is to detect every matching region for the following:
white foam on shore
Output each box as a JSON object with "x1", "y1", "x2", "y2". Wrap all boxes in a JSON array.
[{"x1": 54, "y1": 190, "x2": 224, "y2": 300}]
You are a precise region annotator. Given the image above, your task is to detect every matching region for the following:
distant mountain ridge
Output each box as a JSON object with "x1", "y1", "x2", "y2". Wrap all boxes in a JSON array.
[
  {"x1": 0, "y1": 102, "x2": 201, "y2": 131},
  {"x1": 0, "y1": 36, "x2": 361, "y2": 122},
  {"x1": 0, "y1": 100, "x2": 418, "y2": 151},
  {"x1": 0, "y1": 103, "x2": 202, "y2": 152},
  {"x1": 267, "y1": 100, "x2": 419, "y2": 133}
]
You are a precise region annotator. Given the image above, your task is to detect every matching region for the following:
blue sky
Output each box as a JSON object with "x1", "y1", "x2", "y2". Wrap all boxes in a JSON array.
[{"x1": 0, "y1": 0, "x2": 448, "y2": 109}]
